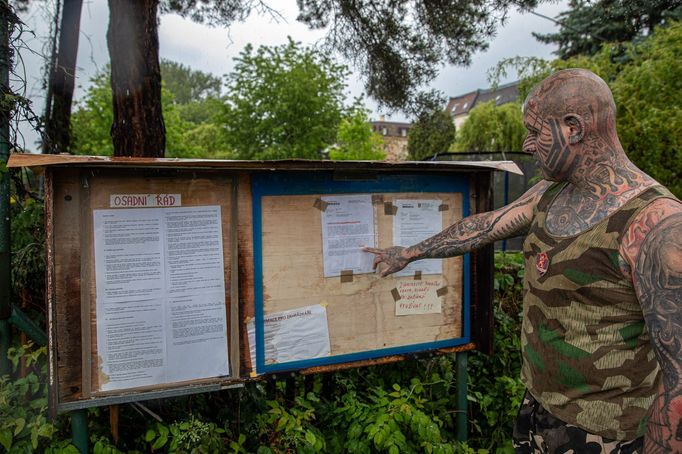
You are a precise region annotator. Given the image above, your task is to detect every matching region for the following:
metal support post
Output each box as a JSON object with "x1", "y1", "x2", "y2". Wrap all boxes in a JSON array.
[
  {"x1": 455, "y1": 351, "x2": 468, "y2": 442},
  {"x1": 10, "y1": 305, "x2": 47, "y2": 346},
  {"x1": 0, "y1": 0, "x2": 12, "y2": 376},
  {"x1": 71, "y1": 409, "x2": 89, "y2": 453}
]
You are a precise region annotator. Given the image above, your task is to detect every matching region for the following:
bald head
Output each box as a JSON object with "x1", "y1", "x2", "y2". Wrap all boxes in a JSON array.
[{"x1": 524, "y1": 69, "x2": 618, "y2": 140}]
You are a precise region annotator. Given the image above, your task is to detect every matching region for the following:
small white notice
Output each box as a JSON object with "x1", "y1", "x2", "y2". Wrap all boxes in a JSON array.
[
  {"x1": 395, "y1": 279, "x2": 444, "y2": 316},
  {"x1": 393, "y1": 199, "x2": 443, "y2": 277},
  {"x1": 93, "y1": 206, "x2": 229, "y2": 391},
  {"x1": 321, "y1": 194, "x2": 375, "y2": 277},
  {"x1": 247, "y1": 304, "x2": 331, "y2": 370}
]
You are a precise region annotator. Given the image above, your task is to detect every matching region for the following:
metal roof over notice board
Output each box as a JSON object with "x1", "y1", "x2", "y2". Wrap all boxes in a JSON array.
[{"x1": 8, "y1": 153, "x2": 524, "y2": 175}]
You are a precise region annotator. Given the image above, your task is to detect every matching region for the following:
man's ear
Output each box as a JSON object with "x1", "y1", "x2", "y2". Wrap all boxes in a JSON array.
[{"x1": 563, "y1": 114, "x2": 585, "y2": 145}]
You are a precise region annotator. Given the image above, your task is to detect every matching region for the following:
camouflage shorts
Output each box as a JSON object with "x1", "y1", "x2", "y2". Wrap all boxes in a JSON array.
[{"x1": 512, "y1": 390, "x2": 643, "y2": 454}]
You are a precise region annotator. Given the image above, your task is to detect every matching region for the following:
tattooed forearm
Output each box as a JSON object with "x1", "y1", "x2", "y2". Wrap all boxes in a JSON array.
[
  {"x1": 364, "y1": 181, "x2": 550, "y2": 277},
  {"x1": 633, "y1": 212, "x2": 682, "y2": 453},
  {"x1": 404, "y1": 185, "x2": 543, "y2": 260}
]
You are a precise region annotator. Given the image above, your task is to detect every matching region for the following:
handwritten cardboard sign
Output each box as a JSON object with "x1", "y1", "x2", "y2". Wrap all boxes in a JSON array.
[{"x1": 395, "y1": 279, "x2": 443, "y2": 316}]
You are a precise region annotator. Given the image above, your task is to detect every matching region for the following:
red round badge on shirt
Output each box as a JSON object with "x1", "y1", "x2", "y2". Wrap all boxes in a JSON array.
[{"x1": 536, "y1": 252, "x2": 549, "y2": 276}]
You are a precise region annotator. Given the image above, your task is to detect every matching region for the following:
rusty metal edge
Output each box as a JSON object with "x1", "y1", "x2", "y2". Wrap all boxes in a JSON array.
[
  {"x1": 299, "y1": 343, "x2": 477, "y2": 375},
  {"x1": 7, "y1": 154, "x2": 523, "y2": 175}
]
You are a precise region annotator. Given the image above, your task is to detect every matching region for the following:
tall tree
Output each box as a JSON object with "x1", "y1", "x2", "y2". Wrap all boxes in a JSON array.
[
  {"x1": 42, "y1": 0, "x2": 83, "y2": 154},
  {"x1": 407, "y1": 110, "x2": 456, "y2": 160},
  {"x1": 328, "y1": 107, "x2": 385, "y2": 160},
  {"x1": 71, "y1": 62, "x2": 230, "y2": 158},
  {"x1": 104, "y1": 0, "x2": 540, "y2": 157},
  {"x1": 107, "y1": 0, "x2": 164, "y2": 157},
  {"x1": 221, "y1": 39, "x2": 348, "y2": 159},
  {"x1": 160, "y1": 59, "x2": 221, "y2": 104},
  {"x1": 533, "y1": 0, "x2": 682, "y2": 59},
  {"x1": 454, "y1": 101, "x2": 526, "y2": 152}
]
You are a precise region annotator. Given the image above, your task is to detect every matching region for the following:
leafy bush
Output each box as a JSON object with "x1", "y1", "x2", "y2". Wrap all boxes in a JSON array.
[
  {"x1": 6, "y1": 189, "x2": 526, "y2": 452},
  {"x1": 11, "y1": 192, "x2": 45, "y2": 316},
  {"x1": 0, "y1": 344, "x2": 77, "y2": 453}
]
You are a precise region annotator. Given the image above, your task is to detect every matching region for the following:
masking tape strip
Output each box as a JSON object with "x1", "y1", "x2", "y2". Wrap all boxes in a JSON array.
[
  {"x1": 372, "y1": 194, "x2": 384, "y2": 205},
  {"x1": 391, "y1": 288, "x2": 401, "y2": 301},
  {"x1": 313, "y1": 198, "x2": 329, "y2": 211},
  {"x1": 439, "y1": 204, "x2": 449, "y2": 212},
  {"x1": 436, "y1": 287, "x2": 449, "y2": 297},
  {"x1": 340, "y1": 270, "x2": 354, "y2": 283},
  {"x1": 384, "y1": 202, "x2": 398, "y2": 215},
  {"x1": 413, "y1": 270, "x2": 422, "y2": 280}
]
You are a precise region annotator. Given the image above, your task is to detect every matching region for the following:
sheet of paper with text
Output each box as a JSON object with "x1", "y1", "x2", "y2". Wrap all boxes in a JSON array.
[{"x1": 93, "y1": 206, "x2": 229, "y2": 391}]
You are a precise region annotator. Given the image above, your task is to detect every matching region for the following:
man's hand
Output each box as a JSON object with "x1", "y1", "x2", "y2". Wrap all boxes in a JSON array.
[{"x1": 363, "y1": 246, "x2": 410, "y2": 277}]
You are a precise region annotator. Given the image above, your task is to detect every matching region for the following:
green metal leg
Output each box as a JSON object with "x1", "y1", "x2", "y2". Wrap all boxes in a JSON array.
[
  {"x1": 71, "y1": 409, "x2": 88, "y2": 453},
  {"x1": 456, "y1": 352, "x2": 468, "y2": 442},
  {"x1": 0, "y1": 0, "x2": 13, "y2": 378},
  {"x1": 0, "y1": 319, "x2": 9, "y2": 376},
  {"x1": 10, "y1": 305, "x2": 47, "y2": 346}
]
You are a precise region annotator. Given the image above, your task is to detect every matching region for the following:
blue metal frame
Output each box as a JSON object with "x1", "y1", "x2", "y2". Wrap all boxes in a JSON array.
[{"x1": 251, "y1": 171, "x2": 471, "y2": 373}]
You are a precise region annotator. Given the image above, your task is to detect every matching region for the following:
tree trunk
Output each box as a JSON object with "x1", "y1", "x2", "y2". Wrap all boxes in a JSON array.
[
  {"x1": 42, "y1": 0, "x2": 83, "y2": 154},
  {"x1": 107, "y1": 0, "x2": 165, "y2": 157}
]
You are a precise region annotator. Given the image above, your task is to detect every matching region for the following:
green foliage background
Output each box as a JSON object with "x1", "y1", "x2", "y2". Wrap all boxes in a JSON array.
[
  {"x1": 71, "y1": 42, "x2": 384, "y2": 162},
  {"x1": 222, "y1": 39, "x2": 348, "y2": 160},
  {"x1": 462, "y1": 21, "x2": 682, "y2": 198},
  {"x1": 454, "y1": 102, "x2": 526, "y2": 152},
  {"x1": 9, "y1": 10, "x2": 682, "y2": 454},
  {"x1": 1, "y1": 253, "x2": 525, "y2": 453},
  {"x1": 407, "y1": 110, "x2": 456, "y2": 160},
  {"x1": 71, "y1": 63, "x2": 232, "y2": 159}
]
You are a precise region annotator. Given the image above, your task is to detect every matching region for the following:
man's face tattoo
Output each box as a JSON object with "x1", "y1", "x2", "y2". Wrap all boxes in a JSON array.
[{"x1": 522, "y1": 99, "x2": 576, "y2": 181}]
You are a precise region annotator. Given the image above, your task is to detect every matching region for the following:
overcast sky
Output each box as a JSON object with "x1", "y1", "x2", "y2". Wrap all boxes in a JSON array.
[{"x1": 17, "y1": 0, "x2": 568, "y2": 152}]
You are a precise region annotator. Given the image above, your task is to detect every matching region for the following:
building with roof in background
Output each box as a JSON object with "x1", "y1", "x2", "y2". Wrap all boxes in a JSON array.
[
  {"x1": 445, "y1": 80, "x2": 520, "y2": 129},
  {"x1": 370, "y1": 117, "x2": 412, "y2": 161}
]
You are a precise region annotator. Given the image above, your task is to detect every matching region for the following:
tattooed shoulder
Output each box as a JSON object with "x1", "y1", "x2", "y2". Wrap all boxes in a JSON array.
[
  {"x1": 620, "y1": 198, "x2": 682, "y2": 273},
  {"x1": 631, "y1": 202, "x2": 682, "y2": 453}
]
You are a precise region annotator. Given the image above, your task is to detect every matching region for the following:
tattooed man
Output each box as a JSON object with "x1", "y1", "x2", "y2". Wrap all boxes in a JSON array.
[{"x1": 365, "y1": 69, "x2": 682, "y2": 453}]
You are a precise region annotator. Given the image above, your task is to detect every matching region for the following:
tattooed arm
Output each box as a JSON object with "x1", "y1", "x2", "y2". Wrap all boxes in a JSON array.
[
  {"x1": 364, "y1": 180, "x2": 551, "y2": 276},
  {"x1": 622, "y1": 199, "x2": 682, "y2": 452}
]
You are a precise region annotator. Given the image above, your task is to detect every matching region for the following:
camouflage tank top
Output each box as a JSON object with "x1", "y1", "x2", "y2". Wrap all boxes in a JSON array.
[{"x1": 521, "y1": 183, "x2": 676, "y2": 440}]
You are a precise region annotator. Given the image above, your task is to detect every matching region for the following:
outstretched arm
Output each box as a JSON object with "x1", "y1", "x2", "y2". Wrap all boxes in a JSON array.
[
  {"x1": 364, "y1": 180, "x2": 551, "y2": 276},
  {"x1": 624, "y1": 199, "x2": 682, "y2": 452}
]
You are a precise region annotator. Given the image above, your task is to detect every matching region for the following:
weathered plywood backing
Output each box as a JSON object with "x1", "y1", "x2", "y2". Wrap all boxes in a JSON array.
[
  {"x1": 259, "y1": 192, "x2": 463, "y2": 361},
  {"x1": 53, "y1": 169, "x2": 235, "y2": 400}
]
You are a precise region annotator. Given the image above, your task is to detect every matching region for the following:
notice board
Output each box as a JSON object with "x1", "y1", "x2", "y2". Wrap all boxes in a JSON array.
[
  {"x1": 7, "y1": 154, "x2": 518, "y2": 413},
  {"x1": 45, "y1": 167, "x2": 240, "y2": 412},
  {"x1": 248, "y1": 172, "x2": 470, "y2": 374}
]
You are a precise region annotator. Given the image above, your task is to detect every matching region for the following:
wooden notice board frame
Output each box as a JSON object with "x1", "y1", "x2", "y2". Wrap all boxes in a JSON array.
[
  {"x1": 7, "y1": 154, "x2": 519, "y2": 414},
  {"x1": 45, "y1": 167, "x2": 242, "y2": 413}
]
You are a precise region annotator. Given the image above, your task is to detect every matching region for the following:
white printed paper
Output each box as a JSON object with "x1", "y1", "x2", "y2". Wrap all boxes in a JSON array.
[
  {"x1": 94, "y1": 206, "x2": 229, "y2": 391},
  {"x1": 395, "y1": 279, "x2": 443, "y2": 316},
  {"x1": 247, "y1": 304, "x2": 331, "y2": 371},
  {"x1": 393, "y1": 199, "x2": 443, "y2": 277},
  {"x1": 321, "y1": 194, "x2": 375, "y2": 277}
]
